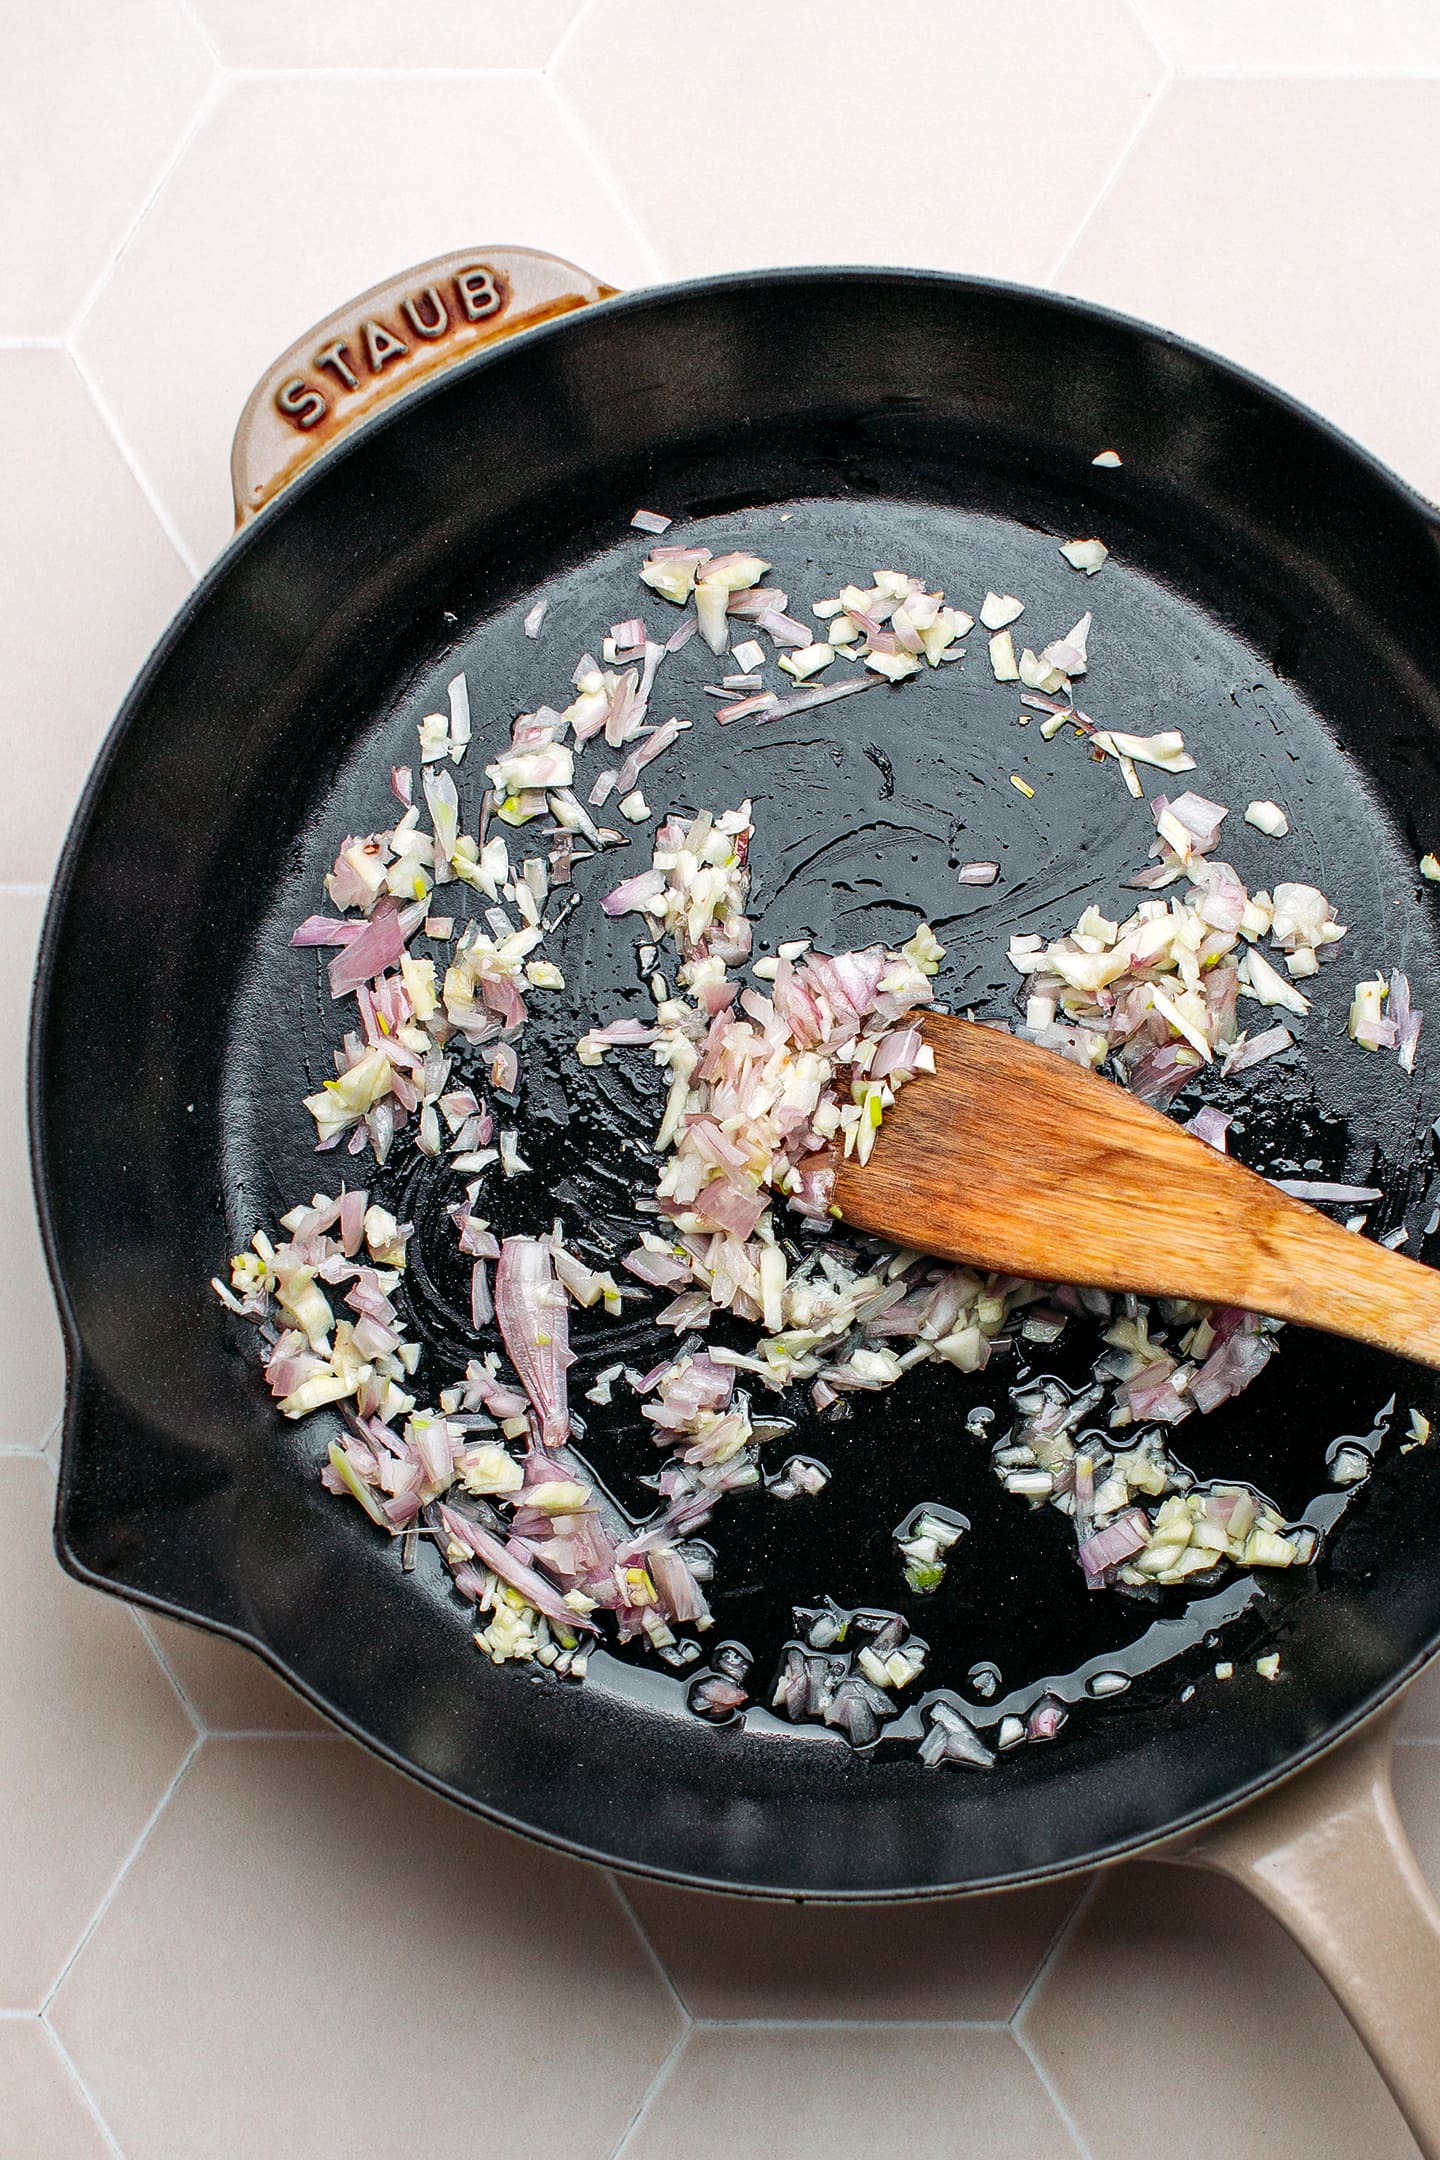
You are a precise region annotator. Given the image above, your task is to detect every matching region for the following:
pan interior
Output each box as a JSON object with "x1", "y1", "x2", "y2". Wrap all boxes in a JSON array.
[{"x1": 39, "y1": 276, "x2": 1440, "y2": 1894}]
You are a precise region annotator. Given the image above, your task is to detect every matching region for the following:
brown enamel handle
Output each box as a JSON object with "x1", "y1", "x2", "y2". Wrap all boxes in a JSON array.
[
  {"x1": 1159, "y1": 1702, "x2": 1440, "y2": 2155},
  {"x1": 231, "y1": 245, "x2": 619, "y2": 525}
]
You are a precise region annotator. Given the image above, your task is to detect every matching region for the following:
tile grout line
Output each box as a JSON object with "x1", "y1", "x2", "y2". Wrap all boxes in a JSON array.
[
  {"x1": 66, "y1": 71, "x2": 230, "y2": 346},
  {"x1": 172, "y1": 0, "x2": 225, "y2": 70},
  {"x1": 130, "y1": 1610, "x2": 208, "y2": 1737},
  {"x1": 543, "y1": 72, "x2": 666, "y2": 287},
  {"x1": 0, "y1": 337, "x2": 65, "y2": 351},
  {"x1": 64, "y1": 346, "x2": 202, "y2": 583},
  {"x1": 1042, "y1": 69, "x2": 1173, "y2": 290},
  {"x1": 39, "y1": 1737, "x2": 201, "y2": 2016},
  {"x1": 605, "y1": 1873, "x2": 695, "y2": 2025},
  {"x1": 40, "y1": 2018, "x2": 126, "y2": 2160},
  {"x1": 689, "y1": 2014, "x2": 1011, "y2": 2032},
  {"x1": 220, "y1": 64, "x2": 548, "y2": 81},
  {"x1": 0, "y1": 883, "x2": 49, "y2": 896},
  {"x1": 1119, "y1": 0, "x2": 1174, "y2": 70},
  {"x1": 1175, "y1": 63, "x2": 1440, "y2": 80},
  {"x1": 608, "y1": 2024, "x2": 691, "y2": 2160},
  {"x1": 1013, "y1": 2023, "x2": 1098, "y2": 2160},
  {"x1": 545, "y1": 0, "x2": 603, "y2": 79},
  {"x1": 1012, "y1": 1873, "x2": 1105, "y2": 2029}
]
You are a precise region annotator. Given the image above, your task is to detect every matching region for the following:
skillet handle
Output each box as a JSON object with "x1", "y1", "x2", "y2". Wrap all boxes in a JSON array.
[
  {"x1": 1159, "y1": 1702, "x2": 1440, "y2": 2157},
  {"x1": 230, "y1": 246, "x2": 619, "y2": 527}
]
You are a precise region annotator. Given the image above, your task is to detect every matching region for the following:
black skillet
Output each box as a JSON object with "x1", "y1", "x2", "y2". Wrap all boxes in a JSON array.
[{"x1": 29, "y1": 247, "x2": 1440, "y2": 2147}]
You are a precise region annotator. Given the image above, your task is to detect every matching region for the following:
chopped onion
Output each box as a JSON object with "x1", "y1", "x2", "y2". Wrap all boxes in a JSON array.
[
  {"x1": 1060, "y1": 537, "x2": 1109, "y2": 575},
  {"x1": 1040, "y1": 612, "x2": 1091, "y2": 679},
  {"x1": 1077, "y1": 1509, "x2": 1148, "y2": 1584},
  {"x1": 630, "y1": 508, "x2": 672, "y2": 534},
  {"x1": 1090, "y1": 728, "x2": 1196, "y2": 775},
  {"x1": 988, "y1": 630, "x2": 1020, "y2": 681},
  {"x1": 1222, "y1": 1025, "x2": 1293, "y2": 1074},
  {"x1": 980, "y1": 592, "x2": 1024, "y2": 630},
  {"x1": 495, "y1": 1238, "x2": 572, "y2": 1449},
  {"x1": 1245, "y1": 799, "x2": 1289, "y2": 837},
  {"x1": 715, "y1": 692, "x2": 777, "y2": 724},
  {"x1": 291, "y1": 914, "x2": 362, "y2": 948},
  {"x1": 1243, "y1": 948, "x2": 1310, "y2": 1016},
  {"x1": 756, "y1": 676, "x2": 881, "y2": 723},
  {"x1": 778, "y1": 642, "x2": 835, "y2": 682},
  {"x1": 958, "y1": 862, "x2": 1000, "y2": 887},
  {"x1": 1185, "y1": 1106, "x2": 1233, "y2": 1152}
]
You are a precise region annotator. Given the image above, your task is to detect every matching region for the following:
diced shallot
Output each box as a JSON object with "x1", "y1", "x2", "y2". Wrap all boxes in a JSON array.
[{"x1": 495, "y1": 1238, "x2": 572, "y2": 1449}]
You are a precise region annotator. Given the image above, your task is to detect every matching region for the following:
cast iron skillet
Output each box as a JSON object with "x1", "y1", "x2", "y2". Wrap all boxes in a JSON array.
[{"x1": 30, "y1": 250, "x2": 1440, "y2": 2144}]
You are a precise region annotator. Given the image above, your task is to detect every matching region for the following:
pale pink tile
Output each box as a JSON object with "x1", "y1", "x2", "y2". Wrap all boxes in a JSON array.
[
  {"x1": 1059, "y1": 78, "x2": 1440, "y2": 504},
  {"x1": 0, "y1": 0, "x2": 214, "y2": 335},
  {"x1": 0, "y1": 895, "x2": 63, "y2": 1452},
  {"x1": 147, "y1": 1615, "x2": 325, "y2": 1732},
  {"x1": 192, "y1": 0, "x2": 585, "y2": 67},
  {"x1": 1024, "y1": 1861, "x2": 1417, "y2": 2159},
  {"x1": 1133, "y1": 0, "x2": 1440, "y2": 72},
  {"x1": 76, "y1": 76, "x2": 657, "y2": 567},
  {"x1": 625, "y1": 1876, "x2": 1084, "y2": 2021},
  {"x1": 0, "y1": 1457, "x2": 194, "y2": 2006},
  {"x1": 0, "y1": 351, "x2": 193, "y2": 887},
  {"x1": 0, "y1": 2021, "x2": 112, "y2": 2160},
  {"x1": 555, "y1": 0, "x2": 1163, "y2": 282},
  {"x1": 1398, "y1": 1660, "x2": 1440, "y2": 1741},
  {"x1": 51, "y1": 1737, "x2": 683, "y2": 2160},
  {"x1": 625, "y1": 2028, "x2": 1077, "y2": 2160}
]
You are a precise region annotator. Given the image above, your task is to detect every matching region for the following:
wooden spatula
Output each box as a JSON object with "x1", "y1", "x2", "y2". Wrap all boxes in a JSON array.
[{"x1": 832, "y1": 1010, "x2": 1440, "y2": 1368}]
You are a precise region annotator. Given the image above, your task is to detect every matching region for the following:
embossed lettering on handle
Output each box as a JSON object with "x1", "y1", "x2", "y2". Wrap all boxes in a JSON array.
[{"x1": 231, "y1": 246, "x2": 618, "y2": 526}]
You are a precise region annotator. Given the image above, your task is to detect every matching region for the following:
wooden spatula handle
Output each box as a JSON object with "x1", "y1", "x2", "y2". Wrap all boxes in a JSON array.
[
  {"x1": 1233, "y1": 1194, "x2": 1440, "y2": 1368},
  {"x1": 835, "y1": 1015, "x2": 1440, "y2": 1371}
]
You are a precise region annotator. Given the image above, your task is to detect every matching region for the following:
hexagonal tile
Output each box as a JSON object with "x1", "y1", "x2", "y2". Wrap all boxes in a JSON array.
[
  {"x1": 623, "y1": 1876, "x2": 1084, "y2": 2021},
  {"x1": 1057, "y1": 77, "x2": 1440, "y2": 503},
  {"x1": 624, "y1": 2027, "x2": 1078, "y2": 2160},
  {"x1": 0, "y1": 2020, "x2": 112, "y2": 2160},
  {"x1": 0, "y1": 350, "x2": 193, "y2": 888},
  {"x1": 1, "y1": 0, "x2": 214, "y2": 336},
  {"x1": 0, "y1": 1456, "x2": 194, "y2": 2007},
  {"x1": 1022, "y1": 1861, "x2": 1417, "y2": 2160},
  {"x1": 50, "y1": 1737, "x2": 684, "y2": 2160},
  {"x1": 553, "y1": 0, "x2": 1164, "y2": 283},
  {"x1": 1132, "y1": 0, "x2": 1440, "y2": 72},
  {"x1": 0, "y1": 895, "x2": 64, "y2": 1453},
  {"x1": 75, "y1": 75, "x2": 658, "y2": 568},
  {"x1": 147, "y1": 1614, "x2": 326, "y2": 1733},
  {"x1": 191, "y1": 0, "x2": 586, "y2": 68}
]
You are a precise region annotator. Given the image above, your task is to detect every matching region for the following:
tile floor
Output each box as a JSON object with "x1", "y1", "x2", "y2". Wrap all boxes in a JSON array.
[{"x1": 8, "y1": 3, "x2": 1440, "y2": 2154}]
